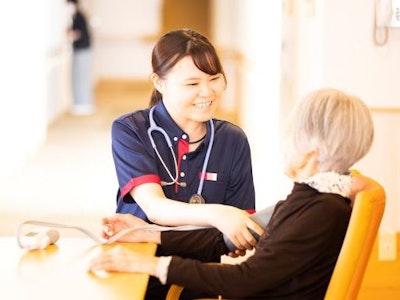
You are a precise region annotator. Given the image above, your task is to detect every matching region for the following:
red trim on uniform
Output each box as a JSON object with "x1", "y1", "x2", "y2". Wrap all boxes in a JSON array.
[
  {"x1": 176, "y1": 139, "x2": 189, "y2": 193},
  {"x1": 121, "y1": 174, "x2": 161, "y2": 198},
  {"x1": 177, "y1": 138, "x2": 189, "y2": 167},
  {"x1": 247, "y1": 209, "x2": 256, "y2": 215}
]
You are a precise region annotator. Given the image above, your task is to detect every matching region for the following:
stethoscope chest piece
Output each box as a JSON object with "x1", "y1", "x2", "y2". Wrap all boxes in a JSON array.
[
  {"x1": 148, "y1": 106, "x2": 215, "y2": 202},
  {"x1": 189, "y1": 194, "x2": 205, "y2": 204}
]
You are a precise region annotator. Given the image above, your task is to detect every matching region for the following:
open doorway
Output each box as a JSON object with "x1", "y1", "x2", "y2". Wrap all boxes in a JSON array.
[{"x1": 161, "y1": 0, "x2": 211, "y2": 37}]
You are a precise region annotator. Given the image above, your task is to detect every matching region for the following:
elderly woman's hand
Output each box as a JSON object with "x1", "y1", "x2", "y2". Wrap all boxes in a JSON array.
[
  {"x1": 102, "y1": 213, "x2": 160, "y2": 243},
  {"x1": 89, "y1": 245, "x2": 159, "y2": 274}
]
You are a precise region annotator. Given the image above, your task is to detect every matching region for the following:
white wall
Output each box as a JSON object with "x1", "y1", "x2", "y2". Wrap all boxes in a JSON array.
[
  {"x1": 355, "y1": 112, "x2": 400, "y2": 233},
  {"x1": 45, "y1": 0, "x2": 72, "y2": 123},
  {"x1": 0, "y1": 1, "x2": 54, "y2": 178},
  {"x1": 234, "y1": 1, "x2": 287, "y2": 208},
  {"x1": 282, "y1": 0, "x2": 400, "y2": 232}
]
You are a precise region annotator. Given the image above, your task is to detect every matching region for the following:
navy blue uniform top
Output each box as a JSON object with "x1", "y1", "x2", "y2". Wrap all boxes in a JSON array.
[{"x1": 111, "y1": 101, "x2": 255, "y2": 221}]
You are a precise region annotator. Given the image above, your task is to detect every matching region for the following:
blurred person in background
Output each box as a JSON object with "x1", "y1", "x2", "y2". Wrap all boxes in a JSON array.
[{"x1": 66, "y1": 0, "x2": 95, "y2": 115}]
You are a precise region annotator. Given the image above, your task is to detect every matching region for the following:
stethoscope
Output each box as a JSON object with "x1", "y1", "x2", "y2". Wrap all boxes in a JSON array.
[{"x1": 147, "y1": 106, "x2": 215, "y2": 204}]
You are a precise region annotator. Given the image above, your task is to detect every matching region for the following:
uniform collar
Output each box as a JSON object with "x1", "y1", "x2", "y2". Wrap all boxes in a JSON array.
[
  {"x1": 153, "y1": 101, "x2": 212, "y2": 147},
  {"x1": 153, "y1": 102, "x2": 186, "y2": 144}
]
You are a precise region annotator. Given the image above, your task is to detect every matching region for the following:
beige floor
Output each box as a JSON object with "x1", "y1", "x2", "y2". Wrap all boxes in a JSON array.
[{"x1": 0, "y1": 80, "x2": 153, "y2": 236}]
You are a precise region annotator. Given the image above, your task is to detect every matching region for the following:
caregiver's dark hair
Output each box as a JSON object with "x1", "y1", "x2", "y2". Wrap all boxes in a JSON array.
[{"x1": 149, "y1": 28, "x2": 226, "y2": 106}]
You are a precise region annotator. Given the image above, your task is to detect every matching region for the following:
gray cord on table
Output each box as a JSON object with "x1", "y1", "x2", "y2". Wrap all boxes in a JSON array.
[{"x1": 16, "y1": 220, "x2": 210, "y2": 248}]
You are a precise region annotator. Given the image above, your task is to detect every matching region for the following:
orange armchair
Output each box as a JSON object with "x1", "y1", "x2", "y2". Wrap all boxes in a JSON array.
[{"x1": 324, "y1": 179, "x2": 386, "y2": 299}]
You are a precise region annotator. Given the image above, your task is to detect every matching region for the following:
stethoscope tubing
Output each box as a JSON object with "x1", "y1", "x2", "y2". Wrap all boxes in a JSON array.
[
  {"x1": 197, "y1": 120, "x2": 214, "y2": 194},
  {"x1": 147, "y1": 106, "x2": 214, "y2": 196}
]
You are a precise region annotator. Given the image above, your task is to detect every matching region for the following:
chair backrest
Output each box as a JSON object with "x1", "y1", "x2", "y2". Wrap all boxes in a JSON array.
[{"x1": 324, "y1": 186, "x2": 386, "y2": 300}]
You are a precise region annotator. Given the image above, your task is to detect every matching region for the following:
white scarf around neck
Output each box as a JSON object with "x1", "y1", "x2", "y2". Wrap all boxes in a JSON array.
[{"x1": 300, "y1": 172, "x2": 352, "y2": 198}]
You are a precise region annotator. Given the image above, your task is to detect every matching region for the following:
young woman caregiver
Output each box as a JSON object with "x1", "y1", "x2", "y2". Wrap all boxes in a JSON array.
[
  {"x1": 111, "y1": 29, "x2": 263, "y2": 250},
  {"x1": 111, "y1": 28, "x2": 263, "y2": 298}
]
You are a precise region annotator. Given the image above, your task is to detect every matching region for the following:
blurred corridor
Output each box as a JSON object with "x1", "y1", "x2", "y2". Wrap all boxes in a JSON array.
[{"x1": 0, "y1": 80, "x2": 152, "y2": 236}]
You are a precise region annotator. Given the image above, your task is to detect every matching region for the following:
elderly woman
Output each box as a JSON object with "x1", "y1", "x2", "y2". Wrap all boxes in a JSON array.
[{"x1": 89, "y1": 88, "x2": 379, "y2": 299}]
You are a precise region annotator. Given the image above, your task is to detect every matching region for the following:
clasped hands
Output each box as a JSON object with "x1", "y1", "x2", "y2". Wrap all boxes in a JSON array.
[{"x1": 88, "y1": 210, "x2": 262, "y2": 274}]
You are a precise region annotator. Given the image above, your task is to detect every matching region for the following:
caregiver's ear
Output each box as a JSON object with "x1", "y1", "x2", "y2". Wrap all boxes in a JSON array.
[{"x1": 151, "y1": 73, "x2": 164, "y2": 93}]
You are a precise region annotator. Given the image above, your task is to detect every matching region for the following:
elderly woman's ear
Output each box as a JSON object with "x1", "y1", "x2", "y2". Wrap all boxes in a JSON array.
[{"x1": 284, "y1": 150, "x2": 319, "y2": 181}]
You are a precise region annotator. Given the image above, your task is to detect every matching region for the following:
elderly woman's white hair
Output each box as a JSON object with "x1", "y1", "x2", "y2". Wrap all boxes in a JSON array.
[{"x1": 284, "y1": 88, "x2": 374, "y2": 177}]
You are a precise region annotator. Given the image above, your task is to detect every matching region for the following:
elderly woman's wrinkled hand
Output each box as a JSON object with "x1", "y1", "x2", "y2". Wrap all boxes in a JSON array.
[{"x1": 102, "y1": 213, "x2": 150, "y2": 243}]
